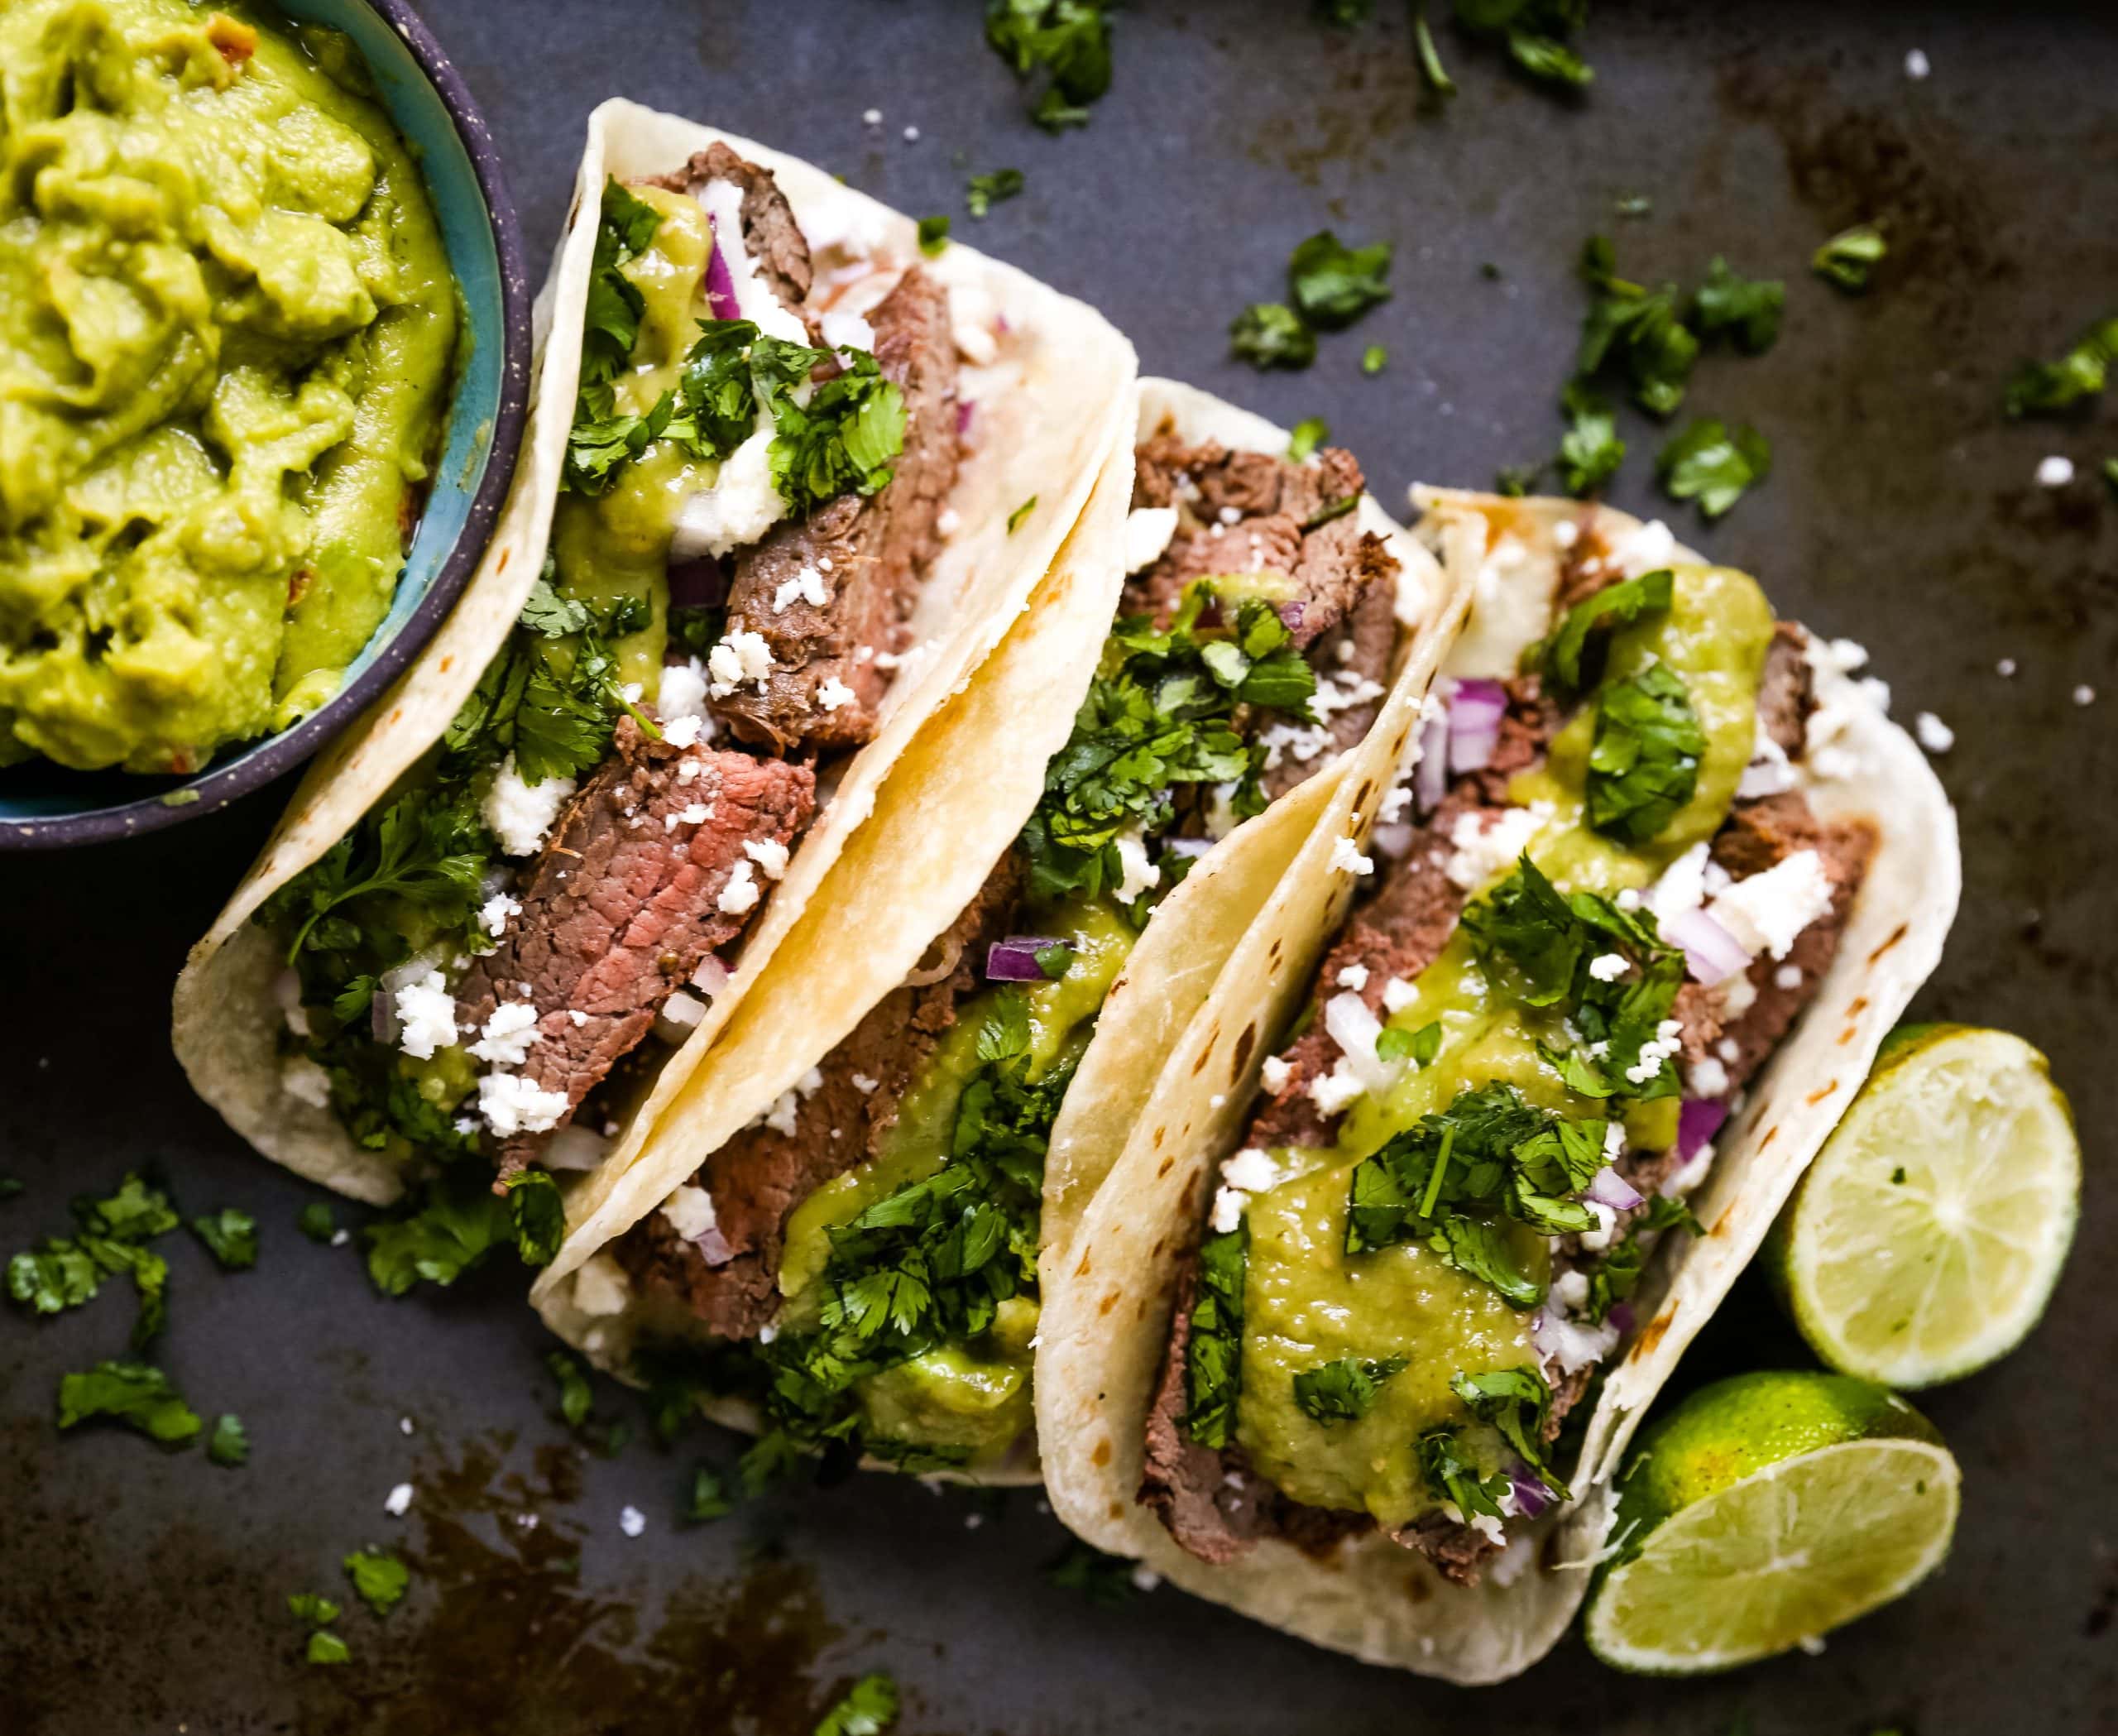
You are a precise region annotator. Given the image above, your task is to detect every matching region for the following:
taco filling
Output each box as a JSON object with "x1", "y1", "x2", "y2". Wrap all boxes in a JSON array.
[
  {"x1": 259, "y1": 146, "x2": 978, "y2": 1243},
  {"x1": 579, "y1": 431, "x2": 1411, "y2": 1472},
  {"x1": 1138, "y1": 516, "x2": 1876, "y2": 1585}
]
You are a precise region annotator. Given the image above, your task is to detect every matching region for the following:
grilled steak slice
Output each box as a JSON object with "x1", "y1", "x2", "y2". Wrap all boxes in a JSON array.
[
  {"x1": 613, "y1": 852, "x2": 1025, "y2": 1339},
  {"x1": 1756, "y1": 622, "x2": 1816, "y2": 758},
  {"x1": 458, "y1": 719, "x2": 815, "y2": 1177},
  {"x1": 713, "y1": 265, "x2": 960, "y2": 752},
  {"x1": 643, "y1": 141, "x2": 813, "y2": 309}
]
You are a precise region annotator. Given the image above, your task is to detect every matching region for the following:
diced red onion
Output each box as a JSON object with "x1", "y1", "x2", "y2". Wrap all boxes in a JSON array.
[
  {"x1": 690, "y1": 955, "x2": 731, "y2": 999},
  {"x1": 1675, "y1": 1097, "x2": 1729, "y2": 1164},
  {"x1": 702, "y1": 217, "x2": 740, "y2": 321},
  {"x1": 1277, "y1": 600, "x2": 1306, "y2": 634},
  {"x1": 1446, "y1": 678, "x2": 1508, "y2": 774},
  {"x1": 692, "y1": 1224, "x2": 735, "y2": 1267},
  {"x1": 668, "y1": 555, "x2": 726, "y2": 609},
  {"x1": 956, "y1": 399, "x2": 975, "y2": 437},
  {"x1": 987, "y1": 936, "x2": 1062, "y2": 982},
  {"x1": 1371, "y1": 821, "x2": 1415, "y2": 861},
  {"x1": 1661, "y1": 906, "x2": 1751, "y2": 986},
  {"x1": 1584, "y1": 1165, "x2": 1644, "y2": 1211},
  {"x1": 1413, "y1": 703, "x2": 1450, "y2": 816},
  {"x1": 1507, "y1": 1461, "x2": 1551, "y2": 1519},
  {"x1": 1608, "y1": 1302, "x2": 1636, "y2": 1336},
  {"x1": 994, "y1": 310, "x2": 1012, "y2": 335}
]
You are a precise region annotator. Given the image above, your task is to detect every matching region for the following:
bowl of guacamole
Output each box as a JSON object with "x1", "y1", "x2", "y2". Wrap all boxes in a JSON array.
[{"x1": 0, "y1": 0, "x2": 530, "y2": 847}]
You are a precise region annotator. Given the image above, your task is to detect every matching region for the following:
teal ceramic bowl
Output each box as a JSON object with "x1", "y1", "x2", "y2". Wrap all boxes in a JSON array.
[{"x1": 0, "y1": 0, "x2": 531, "y2": 850}]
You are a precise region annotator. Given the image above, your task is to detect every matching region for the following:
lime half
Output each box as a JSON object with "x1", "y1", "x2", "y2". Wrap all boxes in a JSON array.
[
  {"x1": 1775, "y1": 1024, "x2": 2078, "y2": 1388},
  {"x1": 1585, "y1": 1372, "x2": 1958, "y2": 1674}
]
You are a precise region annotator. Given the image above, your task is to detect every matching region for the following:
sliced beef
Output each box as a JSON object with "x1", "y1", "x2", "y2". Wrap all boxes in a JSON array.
[
  {"x1": 713, "y1": 265, "x2": 960, "y2": 753},
  {"x1": 643, "y1": 142, "x2": 813, "y2": 309},
  {"x1": 459, "y1": 720, "x2": 815, "y2": 1178},
  {"x1": 1756, "y1": 622, "x2": 1816, "y2": 758},
  {"x1": 1398, "y1": 1513, "x2": 1502, "y2": 1587},
  {"x1": 1258, "y1": 546, "x2": 1402, "y2": 803},
  {"x1": 612, "y1": 852, "x2": 1024, "y2": 1339}
]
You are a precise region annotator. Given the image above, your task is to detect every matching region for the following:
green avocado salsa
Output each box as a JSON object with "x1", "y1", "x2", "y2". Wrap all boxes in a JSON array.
[
  {"x1": 0, "y1": 0, "x2": 459, "y2": 774},
  {"x1": 1203, "y1": 564, "x2": 1774, "y2": 1532}
]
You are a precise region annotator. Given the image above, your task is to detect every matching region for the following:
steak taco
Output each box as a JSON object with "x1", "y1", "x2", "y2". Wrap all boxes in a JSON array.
[
  {"x1": 525, "y1": 381, "x2": 1457, "y2": 1482},
  {"x1": 173, "y1": 100, "x2": 1138, "y2": 1279},
  {"x1": 1037, "y1": 491, "x2": 1958, "y2": 1677}
]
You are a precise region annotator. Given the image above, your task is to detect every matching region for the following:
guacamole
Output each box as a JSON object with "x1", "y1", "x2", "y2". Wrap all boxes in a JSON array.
[{"x1": 0, "y1": 0, "x2": 460, "y2": 774}]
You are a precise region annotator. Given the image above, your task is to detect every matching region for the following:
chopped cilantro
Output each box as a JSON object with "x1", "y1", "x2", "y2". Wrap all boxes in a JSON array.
[
  {"x1": 1288, "y1": 230, "x2": 1393, "y2": 330},
  {"x1": 1181, "y1": 1225, "x2": 1246, "y2": 1447},
  {"x1": 1313, "y1": 0, "x2": 1373, "y2": 24},
  {"x1": 815, "y1": 1671, "x2": 900, "y2": 1736},
  {"x1": 985, "y1": 0, "x2": 1113, "y2": 132},
  {"x1": 364, "y1": 1168, "x2": 552, "y2": 1295},
  {"x1": 547, "y1": 1349, "x2": 595, "y2": 1429},
  {"x1": 1378, "y1": 1019, "x2": 1443, "y2": 1067},
  {"x1": 505, "y1": 1169, "x2": 565, "y2": 1266},
  {"x1": 1536, "y1": 565, "x2": 1673, "y2": 695},
  {"x1": 1584, "y1": 1192, "x2": 1699, "y2": 1321},
  {"x1": 1229, "y1": 302, "x2": 1316, "y2": 370},
  {"x1": 1301, "y1": 493, "x2": 1359, "y2": 531},
  {"x1": 344, "y1": 1549, "x2": 410, "y2": 1616},
  {"x1": 1452, "y1": 0, "x2": 1594, "y2": 91},
  {"x1": 8, "y1": 1173, "x2": 178, "y2": 1345},
  {"x1": 208, "y1": 1412, "x2": 249, "y2": 1466},
  {"x1": 1556, "y1": 381, "x2": 1625, "y2": 496},
  {"x1": 1614, "y1": 193, "x2": 1652, "y2": 218},
  {"x1": 1692, "y1": 257, "x2": 1784, "y2": 354},
  {"x1": 1362, "y1": 343, "x2": 1389, "y2": 374},
  {"x1": 1576, "y1": 236, "x2": 1698, "y2": 418},
  {"x1": 1813, "y1": 223, "x2": 1887, "y2": 295},
  {"x1": 966, "y1": 167, "x2": 1025, "y2": 217},
  {"x1": 683, "y1": 1463, "x2": 735, "y2": 1523},
  {"x1": 1043, "y1": 1541, "x2": 1139, "y2": 1606},
  {"x1": 1587, "y1": 662, "x2": 1707, "y2": 841},
  {"x1": 1008, "y1": 495, "x2": 1037, "y2": 534},
  {"x1": 1033, "y1": 942, "x2": 1075, "y2": 979},
  {"x1": 917, "y1": 213, "x2": 951, "y2": 257},
  {"x1": 1657, "y1": 418, "x2": 1772, "y2": 518},
  {"x1": 755, "y1": 337, "x2": 907, "y2": 518},
  {"x1": 299, "y1": 1202, "x2": 337, "y2": 1244},
  {"x1": 1416, "y1": 1424, "x2": 1510, "y2": 1518},
  {"x1": 1414, "y1": 8, "x2": 1454, "y2": 95},
  {"x1": 1292, "y1": 1354, "x2": 1406, "y2": 1423},
  {"x1": 1495, "y1": 463, "x2": 1543, "y2": 497},
  {"x1": 1450, "y1": 1364, "x2": 1570, "y2": 1499},
  {"x1": 1287, "y1": 417, "x2": 1330, "y2": 463},
  {"x1": 2005, "y1": 314, "x2": 2118, "y2": 417},
  {"x1": 306, "y1": 1630, "x2": 351, "y2": 1666},
  {"x1": 287, "y1": 1593, "x2": 340, "y2": 1625},
  {"x1": 580, "y1": 178, "x2": 662, "y2": 387},
  {"x1": 57, "y1": 1360, "x2": 201, "y2": 1446},
  {"x1": 190, "y1": 1209, "x2": 258, "y2": 1271}
]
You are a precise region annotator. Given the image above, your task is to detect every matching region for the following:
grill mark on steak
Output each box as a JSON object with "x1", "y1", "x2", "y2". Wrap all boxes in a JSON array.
[
  {"x1": 612, "y1": 852, "x2": 1026, "y2": 1340},
  {"x1": 712, "y1": 265, "x2": 961, "y2": 753},
  {"x1": 641, "y1": 142, "x2": 813, "y2": 309},
  {"x1": 458, "y1": 718, "x2": 815, "y2": 1179}
]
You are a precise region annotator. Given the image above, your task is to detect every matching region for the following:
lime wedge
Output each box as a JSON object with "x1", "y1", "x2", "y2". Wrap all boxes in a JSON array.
[
  {"x1": 1585, "y1": 1372, "x2": 1959, "y2": 1674},
  {"x1": 1775, "y1": 1024, "x2": 2078, "y2": 1388}
]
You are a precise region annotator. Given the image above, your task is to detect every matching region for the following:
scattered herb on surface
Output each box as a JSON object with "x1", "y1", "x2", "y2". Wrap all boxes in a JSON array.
[
  {"x1": 1692, "y1": 257, "x2": 1784, "y2": 354},
  {"x1": 917, "y1": 213, "x2": 951, "y2": 257},
  {"x1": 190, "y1": 1209, "x2": 258, "y2": 1271},
  {"x1": 985, "y1": 0, "x2": 1114, "y2": 132},
  {"x1": 1363, "y1": 343, "x2": 1389, "y2": 374},
  {"x1": 966, "y1": 167, "x2": 1025, "y2": 217},
  {"x1": 1450, "y1": 0, "x2": 1595, "y2": 92},
  {"x1": 2005, "y1": 314, "x2": 2118, "y2": 417},
  {"x1": 684, "y1": 1463, "x2": 736, "y2": 1523},
  {"x1": 1044, "y1": 1541, "x2": 1140, "y2": 1606},
  {"x1": 1657, "y1": 418, "x2": 1771, "y2": 518},
  {"x1": 208, "y1": 1412, "x2": 249, "y2": 1467},
  {"x1": 299, "y1": 1202, "x2": 337, "y2": 1243},
  {"x1": 1229, "y1": 301, "x2": 1316, "y2": 370},
  {"x1": 305, "y1": 1630, "x2": 351, "y2": 1666},
  {"x1": 57, "y1": 1360, "x2": 202, "y2": 1446},
  {"x1": 1414, "y1": 8, "x2": 1455, "y2": 95},
  {"x1": 1289, "y1": 230, "x2": 1393, "y2": 329},
  {"x1": 1812, "y1": 223, "x2": 1887, "y2": 295},
  {"x1": 344, "y1": 1549, "x2": 410, "y2": 1616}
]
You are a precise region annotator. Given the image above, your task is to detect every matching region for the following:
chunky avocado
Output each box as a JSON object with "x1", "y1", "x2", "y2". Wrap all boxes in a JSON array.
[
  {"x1": 0, "y1": 0, "x2": 459, "y2": 773},
  {"x1": 1234, "y1": 564, "x2": 1775, "y2": 1526}
]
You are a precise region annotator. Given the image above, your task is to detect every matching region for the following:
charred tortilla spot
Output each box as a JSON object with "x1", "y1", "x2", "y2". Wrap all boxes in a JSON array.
[
  {"x1": 1805, "y1": 1080, "x2": 1838, "y2": 1105},
  {"x1": 1109, "y1": 1500, "x2": 1125, "y2": 1521},
  {"x1": 1760, "y1": 1125, "x2": 1780, "y2": 1148},
  {"x1": 1712, "y1": 1205, "x2": 1737, "y2": 1236},
  {"x1": 1404, "y1": 1571, "x2": 1434, "y2": 1604},
  {"x1": 498, "y1": 546, "x2": 511, "y2": 571},
  {"x1": 1092, "y1": 1437, "x2": 1113, "y2": 1467},
  {"x1": 1869, "y1": 923, "x2": 1908, "y2": 964},
  {"x1": 1632, "y1": 1309, "x2": 1675, "y2": 1359},
  {"x1": 1355, "y1": 777, "x2": 1375, "y2": 808},
  {"x1": 1231, "y1": 1024, "x2": 1258, "y2": 1080},
  {"x1": 1075, "y1": 1248, "x2": 1093, "y2": 1278},
  {"x1": 1152, "y1": 1125, "x2": 1166, "y2": 1149},
  {"x1": 1099, "y1": 1290, "x2": 1119, "y2": 1317},
  {"x1": 1156, "y1": 1156, "x2": 1175, "y2": 1178}
]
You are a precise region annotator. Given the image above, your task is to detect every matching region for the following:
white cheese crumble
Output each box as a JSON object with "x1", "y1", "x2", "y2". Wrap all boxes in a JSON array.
[
  {"x1": 483, "y1": 755, "x2": 574, "y2": 857},
  {"x1": 1624, "y1": 1019, "x2": 1684, "y2": 1086},
  {"x1": 667, "y1": 803, "x2": 712, "y2": 833},
  {"x1": 707, "y1": 630, "x2": 774, "y2": 698},
  {"x1": 774, "y1": 566, "x2": 830, "y2": 611},
  {"x1": 620, "y1": 1505, "x2": 646, "y2": 1538},
  {"x1": 1258, "y1": 1055, "x2": 1293, "y2": 1095},
  {"x1": 660, "y1": 1184, "x2": 719, "y2": 1240},
  {"x1": 1124, "y1": 506, "x2": 1180, "y2": 573},
  {"x1": 1737, "y1": 726, "x2": 1797, "y2": 800},
  {"x1": 1381, "y1": 976, "x2": 1417, "y2": 1014},
  {"x1": 936, "y1": 506, "x2": 962, "y2": 537},
  {"x1": 717, "y1": 859, "x2": 761, "y2": 915},
  {"x1": 1647, "y1": 841, "x2": 1713, "y2": 921},
  {"x1": 1775, "y1": 962, "x2": 1804, "y2": 990},
  {"x1": 1611, "y1": 518, "x2": 1675, "y2": 577},
  {"x1": 816, "y1": 676, "x2": 857, "y2": 712},
  {"x1": 1708, "y1": 848, "x2": 1833, "y2": 960},
  {"x1": 851, "y1": 1072, "x2": 879, "y2": 1094},
  {"x1": 1113, "y1": 827, "x2": 1162, "y2": 902},
  {"x1": 477, "y1": 1072, "x2": 570, "y2": 1137},
  {"x1": 274, "y1": 969, "x2": 311, "y2": 1038},
  {"x1": 1552, "y1": 518, "x2": 1580, "y2": 549},
  {"x1": 2036, "y1": 454, "x2": 2075, "y2": 488},
  {"x1": 393, "y1": 971, "x2": 458, "y2": 1059},
  {"x1": 384, "y1": 1483, "x2": 414, "y2": 1518},
  {"x1": 1915, "y1": 711, "x2": 1954, "y2": 754},
  {"x1": 1905, "y1": 47, "x2": 1930, "y2": 78},
  {"x1": 1579, "y1": 1198, "x2": 1621, "y2": 1251},
  {"x1": 1306, "y1": 1057, "x2": 1367, "y2": 1115},
  {"x1": 673, "y1": 423, "x2": 789, "y2": 559},
  {"x1": 468, "y1": 1001, "x2": 541, "y2": 1067},
  {"x1": 1210, "y1": 1147, "x2": 1282, "y2": 1233},
  {"x1": 743, "y1": 838, "x2": 790, "y2": 880},
  {"x1": 572, "y1": 1252, "x2": 632, "y2": 1316},
  {"x1": 1336, "y1": 962, "x2": 1370, "y2": 991},
  {"x1": 1588, "y1": 952, "x2": 1629, "y2": 983},
  {"x1": 819, "y1": 308, "x2": 876, "y2": 353},
  {"x1": 479, "y1": 893, "x2": 521, "y2": 938},
  {"x1": 2077, "y1": 684, "x2": 2097, "y2": 707},
  {"x1": 1329, "y1": 833, "x2": 1375, "y2": 877},
  {"x1": 1689, "y1": 1056, "x2": 1731, "y2": 1099},
  {"x1": 1443, "y1": 804, "x2": 1546, "y2": 890},
  {"x1": 658, "y1": 657, "x2": 711, "y2": 730}
]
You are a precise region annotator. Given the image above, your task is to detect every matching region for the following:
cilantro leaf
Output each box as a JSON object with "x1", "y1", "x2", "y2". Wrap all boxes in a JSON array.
[
  {"x1": 1362, "y1": 343, "x2": 1389, "y2": 375},
  {"x1": 504, "y1": 1169, "x2": 565, "y2": 1267},
  {"x1": 1556, "y1": 381, "x2": 1625, "y2": 496},
  {"x1": 1288, "y1": 230, "x2": 1393, "y2": 330},
  {"x1": 917, "y1": 213, "x2": 950, "y2": 257},
  {"x1": 1657, "y1": 419, "x2": 1771, "y2": 519},
  {"x1": 1287, "y1": 416, "x2": 1330, "y2": 463},
  {"x1": 1292, "y1": 1355, "x2": 1407, "y2": 1423},
  {"x1": 1414, "y1": 9, "x2": 1454, "y2": 95},
  {"x1": 1576, "y1": 236, "x2": 1697, "y2": 417},
  {"x1": 0, "y1": 1177, "x2": 22, "y2": 1201},
  {"x1": 1181, "y1": 1225, "x2": 1246, "y2": 1448},
  {"x1": 190, "y1": 1209, "x2": 258, "y2": 1271},
  {"x1": 1043, "y1": 1541, "x2": 1140, "y2": 1606},
  {"x1": 1813, "y1": 223, "x2": 1887, "y2": 295},
  {"x1": 1450, "y1": 1364, "x2": 1570, "y2": 1500},
  {"x1": 344, "y1": 1549, "x2": 410, "y2": 1616},
  {"x1": 1585, "y1": 1192, "x2": 1699, "y2": 1322},
  {"x1": 1377, "y1": 1020, "x2": 1443, "y2": 1067},
  {"x1": 547, "y1": 1350, "x2": 596, "y2": 1430},
  {"x1": 1536, "y1": 565, "x2": 1673, "y2": 695},
  {"x1": 306, "y1": 1630, "x2": 351, "y2": 1666},
  {"x1": 1587, "y1": 662, "x2": 1706, "y2": 842},
  {"x1": 208, "y1": 1412, "x2": 249, "y2": 1466},
  {"x1": 1692, "y1": 257, "x2": 1784, "y2": 354},
  {"x1": 1416, "y1": 1423, "x2": 1511, "y2": 1518},
  {"x1": 1451, "y1": 1, "x2": 1594, "y2": 90},
  {"x1": 8, "y1": 1240, "x2": 105, "y2": 1314},
  {"x1": 299, "y1": 1201, "x2": 337, "y2": 1244},
  {"x1": 966, "y1": 167, "x2": 1025, "y2": 218},
  {"x1": 684, "y1": 1463, "x2": 735, "y2": 1523},
  {"x1": 2005, "y1": 314, "x2": 2118, "y2": 418},
  {"x1": 985, "y1": 0, "x2": 1113, "y2": 131},
  {"x1": 57, "y1": 1360, "x2": 201, "y2": 1446},
  {"x1": 363, "y1": 1171, "x2": 520, "y2": 1296},
  {"x1": 1230, "y1": 302, "x2": 1316, "y2": 370},
  {"x1": 1314, "y1": 0, "x2": 1373, "y2": 24},
  {"x1": 814, "y1": 1671, "x2": 900, "y2": 1736},
  {"x1": 581, "y1": 178, "x2": 662, "y2": 386},
  {"x1": 756, "y1": 338, "x2": 907, "y2": 518},
  {"x1": 288, "y1": 1593, "x2": 340, "y2": 1625}
]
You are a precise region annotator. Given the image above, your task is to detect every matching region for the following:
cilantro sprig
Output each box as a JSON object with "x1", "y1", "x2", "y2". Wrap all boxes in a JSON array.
[
  {"x1": 1451, "y1": 0, "x2": 1593, "y2": 90},
  {"x1": 1233, "y1": 232, "x2": 1392, "y2": 371},
  {"x1": 1657, "y1": 419, "x2": 1772, "y2": 520},
  {"x1": 985, "y1": 1, "x2": 1113, "y2": 132},
  {"x1": 1586, "y1": 661, "x2": 1708, "y2": 841},
  {"x1": 1292, "y1": 1353, "x2": 1406, "y2": 1423},
  {"x1": 2005, "y1": 313, "x2": 2118, "y2": 418},
  {"x1": 1181, "y1": 1225, "x2": 1246, "y2": 1448}
]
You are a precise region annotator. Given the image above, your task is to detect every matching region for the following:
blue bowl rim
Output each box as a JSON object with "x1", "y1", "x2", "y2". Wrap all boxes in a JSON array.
[{"x1": 0, "y1": 0, "x2": 533, "y2": 853}]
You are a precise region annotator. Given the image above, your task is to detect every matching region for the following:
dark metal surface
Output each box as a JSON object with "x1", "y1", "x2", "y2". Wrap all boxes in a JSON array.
[{"x1": 3, "y1": 2, "x2": 2112, "y2": 1730}]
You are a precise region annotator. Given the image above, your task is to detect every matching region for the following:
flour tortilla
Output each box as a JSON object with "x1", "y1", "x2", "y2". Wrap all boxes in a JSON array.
[
  {"x1": 532, "y1": 381, "x2": 1452, "y2": 1484},
  {"x1": 1035, "y1": 490, "x2": 1959, "y2": 1680},
  {"x1": 172, "y1": 98, "x2": 1136, "y2": 1205}
]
